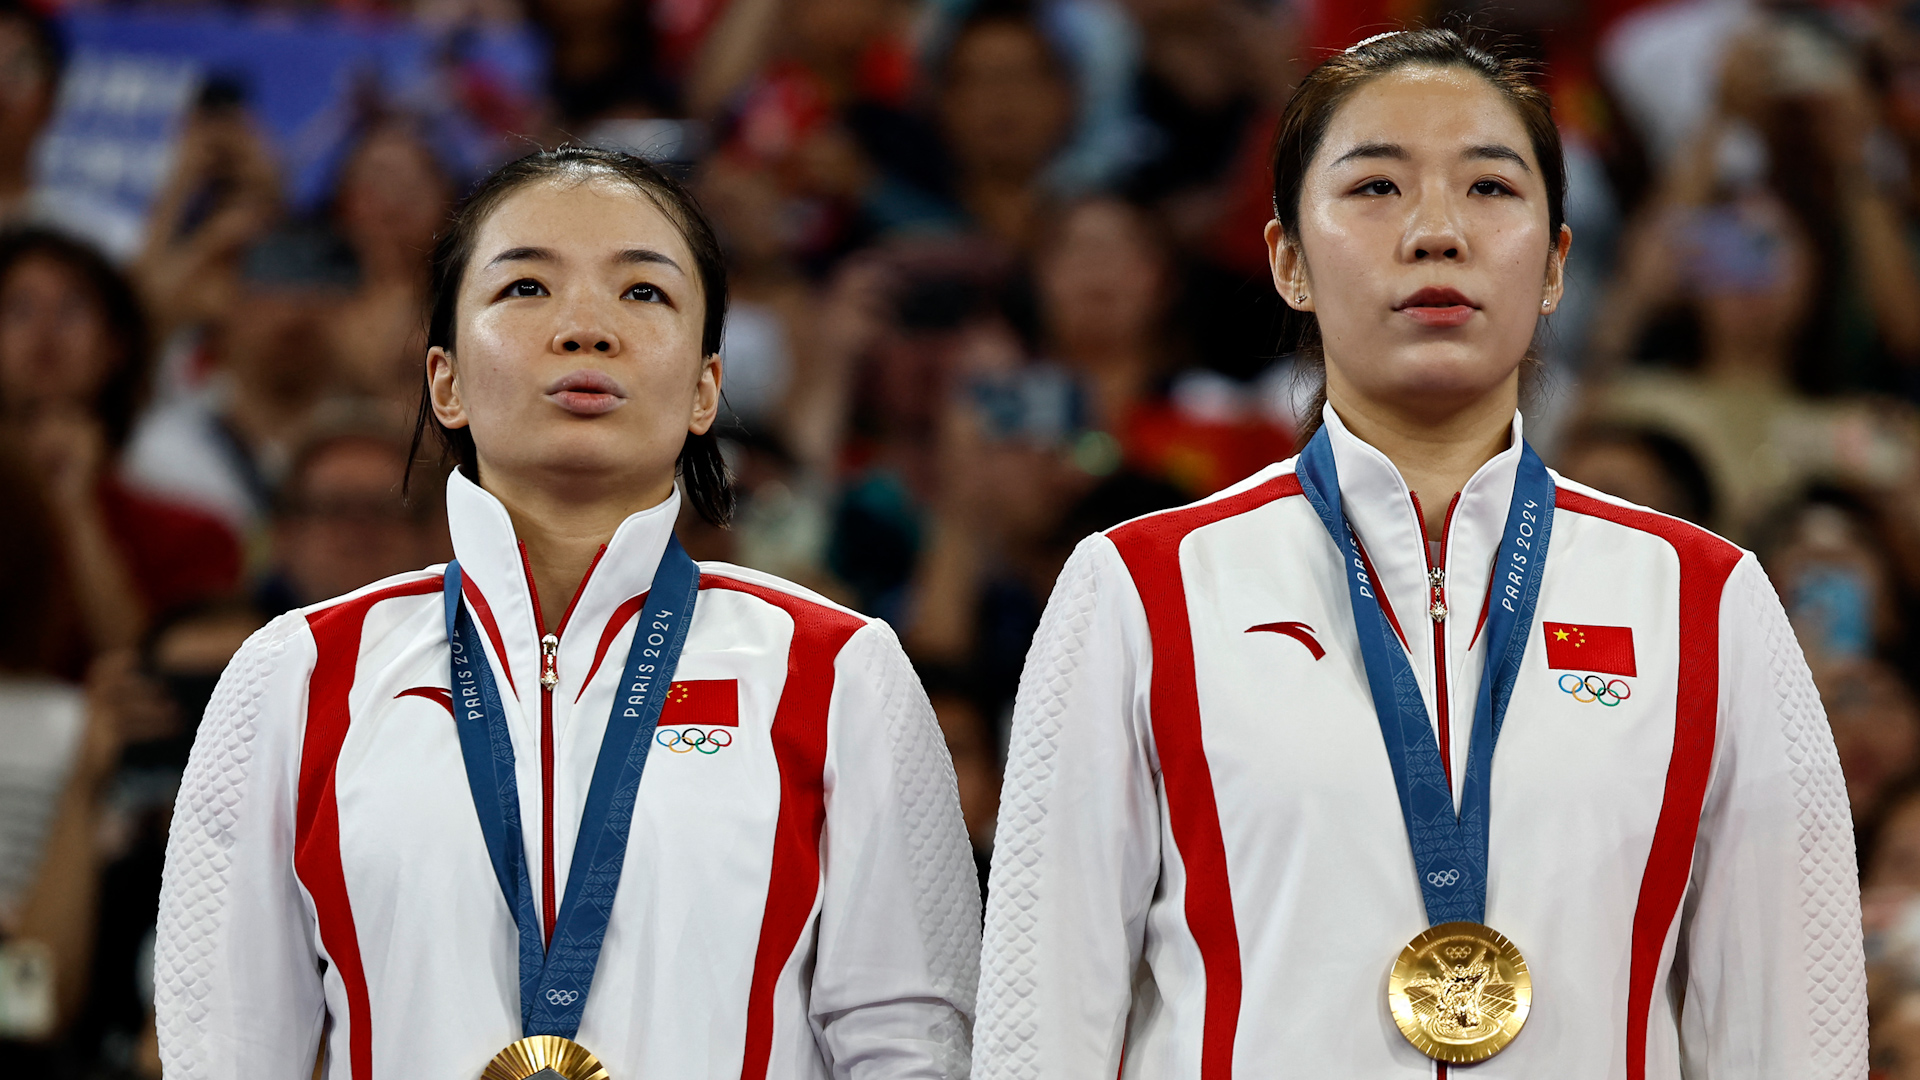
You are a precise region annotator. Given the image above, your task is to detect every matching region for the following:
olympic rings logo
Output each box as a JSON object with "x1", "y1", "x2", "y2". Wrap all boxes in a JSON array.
[
  {"x1": 1558, "y1": 673, "x2": 1632, "y2": 707},
  {"x1": 1426, "y1": 869, "x2": 1460, "y2": 888},
  {"x1": 655, "y1": 727, "x2": 735, "y2": 754},
  {"x1": 545, "y1": 989, "x2": 580, "y2": 1006}
]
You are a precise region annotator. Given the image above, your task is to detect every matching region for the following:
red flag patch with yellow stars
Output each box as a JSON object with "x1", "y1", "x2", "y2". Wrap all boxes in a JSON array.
[
  {"x1": 657, "y1": 679, "x2": 739, "y2": 727},
  {"x1": 1541, "y1": 623, "x2": 1636, "y2": 677}
]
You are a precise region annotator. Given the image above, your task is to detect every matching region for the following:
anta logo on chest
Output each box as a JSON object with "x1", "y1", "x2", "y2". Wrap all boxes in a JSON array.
[{"x1": 1543, "y1": 622, "x2": 1636, "y2": 706}]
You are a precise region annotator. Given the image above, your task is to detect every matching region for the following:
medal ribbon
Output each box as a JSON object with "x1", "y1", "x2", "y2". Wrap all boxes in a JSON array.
[
  {"x1": 1294, "y1": 426, "x2": 1553, "y2": 925},
  {"x1": 443, "y1": 534, "x2": 700, "y2": 1040}
]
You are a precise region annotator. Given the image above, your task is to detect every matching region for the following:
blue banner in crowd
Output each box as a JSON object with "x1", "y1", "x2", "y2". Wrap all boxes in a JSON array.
[{"x1": 33, "y1": 11, "x2": 546, "y2": 258}]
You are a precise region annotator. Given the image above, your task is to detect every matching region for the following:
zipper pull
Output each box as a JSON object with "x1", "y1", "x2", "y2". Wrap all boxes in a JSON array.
[
  {"x1": 540, "y1": 633, "x2": 559, "y2": 692},
  {"x1": 1428, "y1": 567, "x2": 1445, "y2": 588},
  {"x1": 1429, "y1": 600, "x2": 1448, "y2": 622}
]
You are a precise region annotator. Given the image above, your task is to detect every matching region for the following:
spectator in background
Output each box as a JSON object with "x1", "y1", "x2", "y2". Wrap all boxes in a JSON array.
[
  {"x1": 936, "y1": 0, "x2": 1075, "y2": 251},
  {"x1": 254, "y1": 419, "x2": 440, "y2": 616},
  {"x1": 0, "y1": 0, "x2": 57, "y2": 224},
  {"x1": 125, "y1": 227, "x2": 354, "y2": 537},
  {"x1": 1037, "y1": 194, "x2": 1291, "y2": 497},
  {"x1": 0, "y1": 229, "x2": 241, "y2": 656},
  {"x1": 132, "y1": 86, "x2": 280, "y2": 347},
  {"x1": 1554, "y1": 423, "x2": 1718, "y2": 526},
  {"x1": 327, "y1": 120, "x2": 455, "y2": 406},
  {"x1": 1587, "y1": 190, "x2": 1920, "y2": 540},
  {"x1": 527, "y1": 0, "x2": 677, "y2": 122},
  {"x1": 0, "y1": 439, "x2": 125, "y2": 1060}
]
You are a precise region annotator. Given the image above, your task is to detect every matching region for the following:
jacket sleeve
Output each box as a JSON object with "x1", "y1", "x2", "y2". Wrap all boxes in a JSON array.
[
  {"x1": 155, "y1": 611, "x2": 327, "y2": 1079},
  {"x1": 811, "y1": 619, "x2": 981, "y2": 1080},
  {"x1": 975, "y1": 534, "x2": 1160, "y2": 1080},
  {"x1": 1679, "y1": 553, "x2": 1867, "y2": 1078}
]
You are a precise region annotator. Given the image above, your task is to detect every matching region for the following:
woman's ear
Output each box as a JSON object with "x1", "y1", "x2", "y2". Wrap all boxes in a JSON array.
[
  {"x1": 1540, "y1": 223, "x2": 1574, "y2": 315},
  {"x1": 688, "y1": 354, "x2": 723, "y2": 436},
  {"x1": 427, "y1": 346, "x2": 468, "y2": 429},
  {"x1": 1266, "y1": 219, "x2": 1313, "y2": 312}
]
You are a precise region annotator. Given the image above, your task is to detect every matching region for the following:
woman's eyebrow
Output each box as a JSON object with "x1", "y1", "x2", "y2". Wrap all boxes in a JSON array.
[
  {"x1": 1464, "y1": 144, "x2": 1532, "y2": 172},
  {"x1": 1330, "y1": 141, "x2": 1410, "y2": 168},
  {"x1": 485, "y1": 245, "x2": 552, "y2": 268},
  {"x1": 617, "y1": 248, "x2": 685, "y2": 274}
]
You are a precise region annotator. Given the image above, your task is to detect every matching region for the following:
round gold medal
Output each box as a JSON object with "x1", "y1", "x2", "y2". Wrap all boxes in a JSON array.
[
  {"x1": 1387, "y1": 921, "x2": 1532, "y2": 1063},
  {"x1": 479, "y1": 1036, "x2": 612, "y2": 1080}
]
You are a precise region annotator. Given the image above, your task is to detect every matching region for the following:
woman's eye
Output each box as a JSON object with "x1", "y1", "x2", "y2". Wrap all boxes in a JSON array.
[
  {"x1": 1472, "y1": 179, "x2": 1512, "y2": 196},
  {"x1": 1358, "y1": 179, "x2": 1398, "y2": 196},
  {"x1": 624, "y1": 283, "x2": 665, "y2": 303},
  {"x1": 505, "y1": 279, "x2": 546, "y2": 298}
]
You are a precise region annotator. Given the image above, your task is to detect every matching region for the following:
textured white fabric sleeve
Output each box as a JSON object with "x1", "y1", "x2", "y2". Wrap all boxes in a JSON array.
[
  {"x1": 812, "y1": 619, "x2": 981, "y2": 1080},
  {"x1": 155, "y1": 611, "x2": 327, "y2": 1079},
  {"x1": 1679, "y1": 554, "x2": 1866, "y2": 1078},
  {"x1": 975, "y1": 534, "x2": 1159, "y2": 1080}
]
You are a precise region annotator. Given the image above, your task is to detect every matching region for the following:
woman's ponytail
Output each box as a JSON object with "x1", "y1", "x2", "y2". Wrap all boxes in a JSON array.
[{"x1": 677, "y1": 427, "x2": 735, "y2": 527}]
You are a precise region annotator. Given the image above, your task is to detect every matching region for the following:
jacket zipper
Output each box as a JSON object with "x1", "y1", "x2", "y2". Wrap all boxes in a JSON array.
[
  {"x1": 519, "y1": 542, "x2": 607, "y2": 948},
  {"x1": 1410, "y1": 492, "x2": 1462, "y2": 790},
  {"x1": 1411, "y1": 492, "x2": 1461, "y2": 1080}
]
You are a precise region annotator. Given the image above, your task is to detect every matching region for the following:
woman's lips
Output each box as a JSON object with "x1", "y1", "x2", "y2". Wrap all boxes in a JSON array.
[
  {"x1": 1396, "y1": 286, "x2": 1478, "y2": 329},
  {"x1": 545, "y1": 370, "x2": 627, "y2": 416}
]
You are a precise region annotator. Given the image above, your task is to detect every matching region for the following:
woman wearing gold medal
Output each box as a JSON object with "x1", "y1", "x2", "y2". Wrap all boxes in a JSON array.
[
  {"x1": 155, "y1": 148, "x2": 979, "y2": 1080},
  {"x1": 975, "y1": 29, "x2": 1864, "y2": 1079}
]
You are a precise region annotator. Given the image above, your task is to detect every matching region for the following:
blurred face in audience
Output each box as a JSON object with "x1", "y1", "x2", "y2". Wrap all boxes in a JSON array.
[
  {"x1": 0, "y1": 17, "x2": 50, "y2": 159},
  {"x1": 276, "y1": 436, "x2": 425, "y2": 604},
  {"x1": 940, "y1": 19, "x2": 1073, "y2": 181},
  {"x1": 0, "y1": 252, "x2": 116, "y2": 417},
  {"x1": 337, "y1": 127, "x2": 451, "y2": 268},
  {"x1": 1683, "y1": 197, "x2": 1813, "y2": 361},
  {"x1": 1872, "y1": 791, "x2": 1920, "y2": 891},
  {"x1": 220, "y1": 285, "x2": 337, "y2": 404},
  {"x1": 1820, "y1": 659, "x2": 1920, "y2": 819},
  {"x1": 1039, "y1": 199, "x2": 1168, "y2": 358},
  {"x1": 428, "y1": 177, "x2": 719, "y2": 501},
  {"x1": 1268, "y1": 64, "x2": 1569, "y2": 423}
]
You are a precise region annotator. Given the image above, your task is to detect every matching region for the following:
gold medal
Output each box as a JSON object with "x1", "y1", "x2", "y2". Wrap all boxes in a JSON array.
[
  {"x1": 480, "y1": 1036, "x2": 612, "y2": 1080},
  {"x1": 1387, "y1": 921, "x2": 1532, "y2": 1063}
]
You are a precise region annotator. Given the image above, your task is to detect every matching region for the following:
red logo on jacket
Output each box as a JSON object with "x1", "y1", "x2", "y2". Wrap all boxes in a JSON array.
[{"x1": 1542, "y1": 623, "x2": 1636, "y2": 677}]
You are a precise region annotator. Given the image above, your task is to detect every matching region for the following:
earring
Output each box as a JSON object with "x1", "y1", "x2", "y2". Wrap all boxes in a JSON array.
[
  {"x1": 1541, "y1": 298, "x2": 1552, "y2": 310},
  {"x1": 1296, "y1": 292, "x2": 1307, "y2": 304}
]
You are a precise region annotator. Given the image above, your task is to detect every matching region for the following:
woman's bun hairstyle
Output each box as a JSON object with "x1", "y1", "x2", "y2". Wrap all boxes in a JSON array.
[
  {"x1": 408, "y1": 145, "x2": 736, "y2": 527},
  {"x1": 1270, "y1": 27, "x2": 1566, "y2": 442}
]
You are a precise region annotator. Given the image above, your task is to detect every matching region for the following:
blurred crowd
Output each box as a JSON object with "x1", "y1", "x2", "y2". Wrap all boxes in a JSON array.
[{"x1": 7, "y1": 0, "x2": 1920, "y2": 1073}]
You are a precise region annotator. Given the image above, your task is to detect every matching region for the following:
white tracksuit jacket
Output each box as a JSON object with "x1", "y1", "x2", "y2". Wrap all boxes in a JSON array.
[
  {"x1": 155, "y1": 472, "x2": 980, "y2": 1080},
  {"x1": 975, "y1": 408, "x2": 1866, "y2": 1079}
]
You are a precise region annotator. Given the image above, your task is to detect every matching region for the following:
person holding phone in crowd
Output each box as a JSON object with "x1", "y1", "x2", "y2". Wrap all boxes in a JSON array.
[
  {"x1": 154, "y1": 147, "x2": 978, "y2": 1080},
  {"x1": 975, "y1": 28, "x2": 1864, "y2": 1079}
]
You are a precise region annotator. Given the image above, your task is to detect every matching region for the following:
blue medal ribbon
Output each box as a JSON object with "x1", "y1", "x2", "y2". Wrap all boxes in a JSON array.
[
  {"x1": 1294, "y1": 426, "x2": 1553, "y2": 926},
  {"x1": 442, "y1": 534, "x2": 700, "y2": 1039}
]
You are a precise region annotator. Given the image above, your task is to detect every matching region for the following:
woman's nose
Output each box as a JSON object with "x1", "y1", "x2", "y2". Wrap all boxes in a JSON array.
[{"x1": 553, "y1": 328, "x2": 620, "y2": 355}]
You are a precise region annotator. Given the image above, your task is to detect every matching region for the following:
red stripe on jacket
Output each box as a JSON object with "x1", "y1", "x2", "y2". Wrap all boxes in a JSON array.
[
  {"x1": 461, "y1": 573, "x2": 518, "y2": 697},
  {"x1": 295, "y1": 575, "x2": 444, "y2": 1080},
  {"x1": 1553, "y1": 488, "x2": 1741, "y2": 1080},
  {"x1": 699, "y1": 574, "x2": 866, "y2": 1080},
  {"x1": 1107, "y1": 473, "x2": 1303, "y2": 1080}
]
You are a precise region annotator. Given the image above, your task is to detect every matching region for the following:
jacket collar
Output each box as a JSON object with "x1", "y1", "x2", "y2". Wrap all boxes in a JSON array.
[
  {"x1": 445, "y1": 469, "x2": 681, "y2": 707},
  {"x1": 1319, "y1": 403, "x2": 1525, "y2": 661}
]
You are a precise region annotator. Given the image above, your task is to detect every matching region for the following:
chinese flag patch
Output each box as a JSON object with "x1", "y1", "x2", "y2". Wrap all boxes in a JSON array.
[
  {"x1": 657, "y1": 679, "x2": 739, "y2": 727},
  {"x1": 1542, "y1": 623, "x2": 1636, "y2": 677}
]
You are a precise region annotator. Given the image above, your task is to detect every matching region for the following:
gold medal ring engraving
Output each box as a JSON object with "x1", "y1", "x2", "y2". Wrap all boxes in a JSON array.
[
  {"x1": 480, "y1": 1035, "x2": 612, "y2": 1080},
  {"x1": 1387, "y1": 922, "x2": 1531, "y2": 1063}
]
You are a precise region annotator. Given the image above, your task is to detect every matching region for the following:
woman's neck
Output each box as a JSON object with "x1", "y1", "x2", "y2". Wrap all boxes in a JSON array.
[
  {"x1": 481, "y1": 468, "x2": 676, "y2": 634},
  {"x1": 1325, "y1": 374, "x2": 1517, "y2": 539}
]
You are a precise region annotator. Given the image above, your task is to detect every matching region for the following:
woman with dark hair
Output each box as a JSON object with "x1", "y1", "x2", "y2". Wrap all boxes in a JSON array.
[
  {"x1": 155, "y1": 147, "x2": 977, "y2": 1080},
  {"x1": 977, "y1": 28, "x2": 1862, "y2": 1078},
  {"x1": 0, "y1": 226, "x2": 240, "y2": 653}
]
